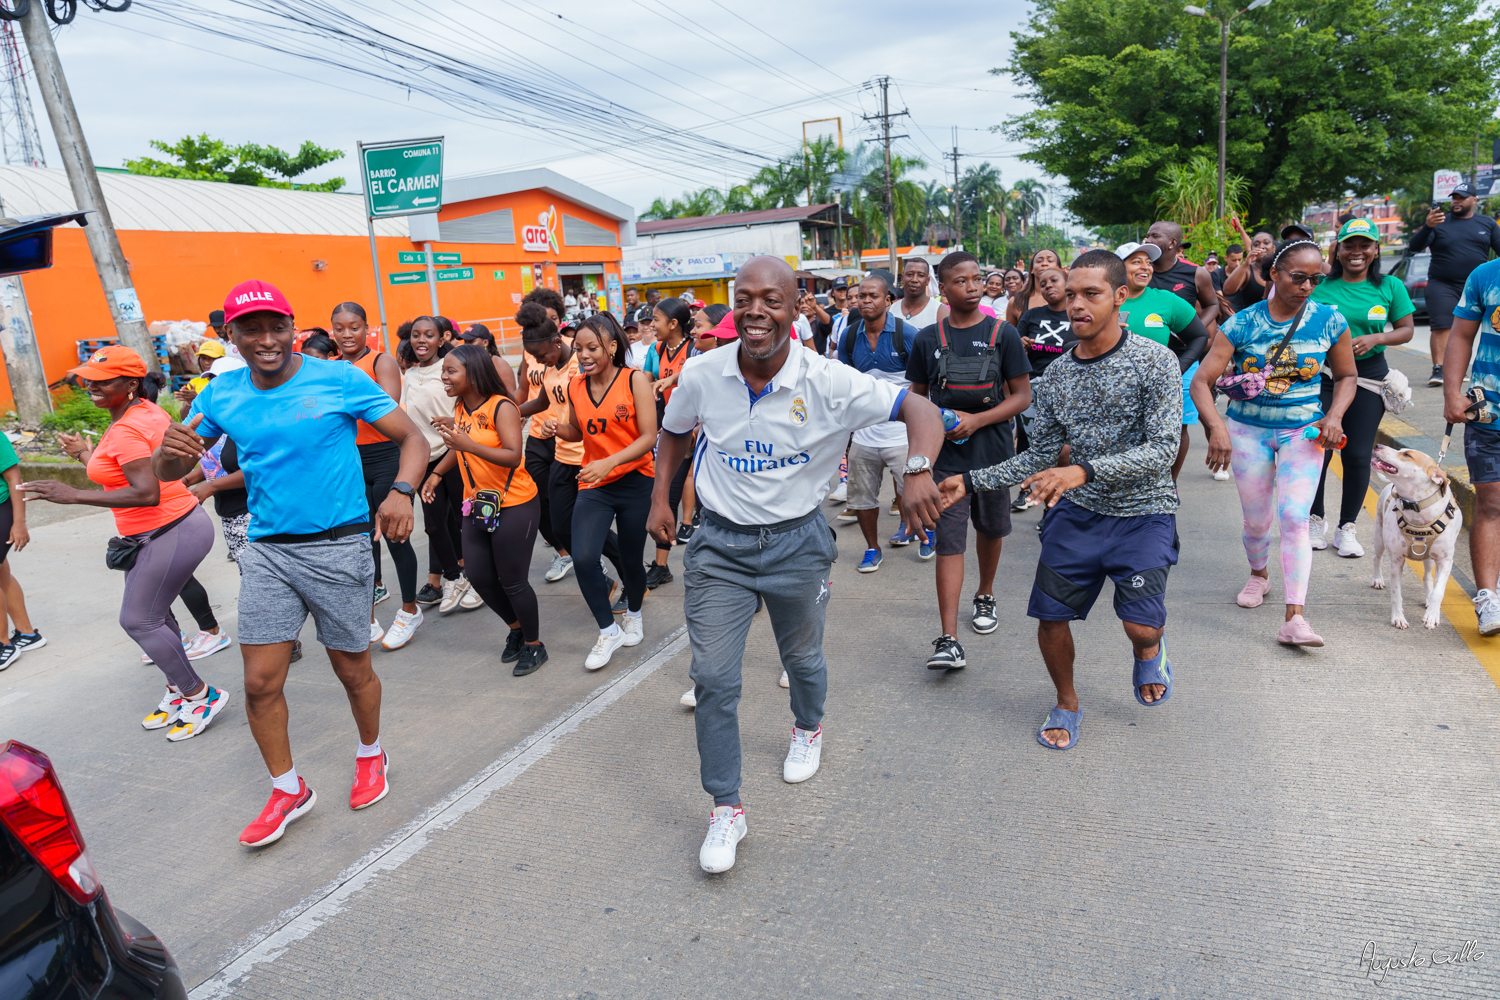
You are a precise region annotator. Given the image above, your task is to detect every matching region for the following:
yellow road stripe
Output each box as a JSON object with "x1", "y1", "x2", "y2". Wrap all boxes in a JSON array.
[{"x1": 1330, "y1": 452, "x2": 1500, "y2": 690}]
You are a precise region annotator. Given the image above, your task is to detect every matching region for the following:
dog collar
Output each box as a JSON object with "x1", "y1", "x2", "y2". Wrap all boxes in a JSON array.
[{"x1": 1398, "y1": 487, "x2": 1447, "y2": 513}]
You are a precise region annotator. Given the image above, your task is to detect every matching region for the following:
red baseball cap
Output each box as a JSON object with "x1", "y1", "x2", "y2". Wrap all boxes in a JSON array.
[
  {"x1": 710, "y1": 312, "x2": 738, "y2": 341},
  {"x1": 223, "y1": 279, "x2": 294, "y2": 323},
  {"x1": 69, "y1": 344, "x2": 147, "y2": 380},
  {"x1": 691, "y1": 299, "x2": 707, "y2": 309}
]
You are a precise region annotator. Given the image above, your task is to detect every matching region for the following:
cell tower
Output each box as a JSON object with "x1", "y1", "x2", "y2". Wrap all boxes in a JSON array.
[{"x1": 0, "y1": 21, "x2": 44, "y2": 167}]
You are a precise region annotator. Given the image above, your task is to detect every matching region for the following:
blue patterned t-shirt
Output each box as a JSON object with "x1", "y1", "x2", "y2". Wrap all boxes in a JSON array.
[
  {"x1": 1453, "y1": 259, "x2": 1500, "y2": 409},
  {"x1": 1220, "y1": 300, "x2": 1348, "y2": 428}
]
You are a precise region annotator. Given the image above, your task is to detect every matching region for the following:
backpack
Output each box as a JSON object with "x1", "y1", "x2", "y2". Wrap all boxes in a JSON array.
[
  {"x1": 932, "y1": 317, "x2": 1003, "y2": 410},
  {"x1": 840, "y1": 315, "x2": 910, "y2": 368}
]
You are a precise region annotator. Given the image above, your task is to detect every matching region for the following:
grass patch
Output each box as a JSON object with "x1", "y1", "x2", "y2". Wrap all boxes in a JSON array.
[{"x1": 40, "y1": 389, "x2": 108, "y2": 434}]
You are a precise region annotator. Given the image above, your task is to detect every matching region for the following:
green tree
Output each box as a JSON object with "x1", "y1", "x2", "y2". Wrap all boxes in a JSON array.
[
  {"x1": 125, "y1": 134, "x2": 345, "y2": 192},
  {"x1": 998, "y1": 0, "x2": 1499, "y2": 227},
  {"x1": 1011, "y1": 179, "x2": 1047, "y2": 235}
]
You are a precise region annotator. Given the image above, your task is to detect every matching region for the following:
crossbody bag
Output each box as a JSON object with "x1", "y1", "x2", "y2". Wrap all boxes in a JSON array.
[
  {"x1": 1215, "y1": 301, "x2": 1308, "y2": 401},
  {"x1": 456, "y1": 399, "x2": 517, "y2": 533}
]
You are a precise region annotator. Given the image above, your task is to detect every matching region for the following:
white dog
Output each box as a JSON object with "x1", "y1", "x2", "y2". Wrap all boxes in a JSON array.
[{"x1": 1370, "y1": 445, "x2": 1462, "y2": 629}]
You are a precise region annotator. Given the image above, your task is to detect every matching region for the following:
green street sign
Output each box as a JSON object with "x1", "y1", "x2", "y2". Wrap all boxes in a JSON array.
[
  {"x1": 389, "y1": 271, "x2": 427, "y2": 285},
  {"x1": 435, "y1": 267, "x2": 474, "y2": 282},
  {"x1": 397, "y1": 251, "x2": 427, "y2": 264},
  {"x1": 493, "y1": 269, "x2": 506, "y2": 280},
  {"x1": 433, "y1": 252, "x2": 462, "y2": 265},
  {"x1": 360, "y1": 137, "x2": 444, "y2": 218}
]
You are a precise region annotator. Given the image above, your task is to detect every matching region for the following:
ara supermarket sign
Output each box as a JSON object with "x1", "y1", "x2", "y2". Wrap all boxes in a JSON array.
[{"x1": 523, "y1": 205, "x2": 560, "y2": 253}]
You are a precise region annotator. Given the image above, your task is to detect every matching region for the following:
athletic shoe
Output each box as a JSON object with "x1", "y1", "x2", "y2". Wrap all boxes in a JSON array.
[
  {"x1": 437, "y1": 576, "x2": 466, "y2": 613},
  {"x1": 971, "y1": 594, "x2": 998, "y2": 634},
  {"x1": 459, "y1": 586, "x2": 485, "y2": 611},
  {"x1": 621, "y1": 614, "x2": 644, "y2": 647},
  {"x1": 290, "y1": 640, "x2": 303, "y2": 663},
  {"x1": 858, "y1": 548, "x2": 882, "y2": 573},
  {"x1": 783, "y1": 725, "x2": 822, "y2": 783},
  {"x1": 585, "y1": 629, "x2": 628, "y2": 670},
  {"x1": 239, "y1": 778, "x2": 316, "y2": 847},
  {"x1": 1334, "y1": 522, "x2": 1364, "y2": 558},
  {"x1": 369, "y1": 620, "x2": 385, "y2": 645},
  {"x1": 373, "y1": 584, "x2": 390, "y2": 605},
  {"x1": 918, "y1": 530, "x2": 936, "y2": 560},
  {"x1": 611, "y1": 591, "x2": 630, "y2": 615},
  {"x1": 1277, "y1": 614, "x2": 1324, "y2": 647},
  {"x1": 141, "y1": 629, "x2": 188, "y2": 664},
  {"x1": 927, "y1": 634, "x2": 966, "y2": 670},
  {"x1": 185, "y1": 630, "x2": 232, "y2": 661},
  {"x1": 890, "y1": 497, "x2": 901, "y2": 515},
  {"x1": 889, "y1": 524, "x2": 914, "y2": 546},
  {"x1": 1475, "y1": 590, "x2": 1500, "y2": 636},
  {"x1": 1213, "y1": 468, "x2": 1231, "y2": 481},
  {"x1": 545, "y1": 554, "x2": 574, "y2": 582},
  {"x1": 142, "y1": 687, "x2": 185, "y2": 730},
  {"x1": 836, "y1": 507, "x2": 859, "y2": 522},
  {"x1": 0, "y1": 644, "x2": 18, "y2": 671},
  {"x1": 676, "y1": 522, "x2": 696, "y2": 543},
  {"x1": 645, "y1": 563, "x2": 673, "y2": 589},
  {"x1": 828, "y1": 481, "x2": 847, "y2": 503},
  {"x1": 699, "y1": 805, "x2": 747, "y2": 873},
  {"x1": 414, "y1": 582, "x2": 443, "y2": 606},
  {"x1": 350, "y1": 751, "x2": 390, "y2": 810},
  {"x1": 513, "y1": 643, "x2": 547, "y2": 677},
  {"x1": 778, "y1": 669, "x2": 789, "y2": 689},
  {"x1": 1236, "y1": 576, "x2": 1272, "y2": 608},
  {"x1": 1428, "y1": 364, "x2": 1444, "y2": 387},
  {"x1": 166, "y1": 685, "x2": 230, "y2": 741},
  {"x1": 9, "y1": 630, "x2": 45, "y2": 653},
  {"x1": 381, "y1": 608, "x2": 423, "y2": 650},
  {"x1": 501, "y1": 628, "x2": 524, "y2": 663},
  {"x1": 1011, "y1": 491, "x2": 1037, "y2": 512},
  {"x1": 680, "y1": 687, "x2": 697, "y2": 708},
  {"x1": 1308, "y1": 515, "x2": 1329, "y2": 551}
]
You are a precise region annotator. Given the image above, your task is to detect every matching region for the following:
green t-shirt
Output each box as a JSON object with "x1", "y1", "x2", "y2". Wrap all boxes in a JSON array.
[
  {"x1": 0, "y1": 434, "x2": 17, "y2": 504},
  {"x1": 1122, "y1": 286, "x2": 1197, "y2": 347},
  {"x1": 1310, "y1": 274, "x2": 1414, "y2": 354}
]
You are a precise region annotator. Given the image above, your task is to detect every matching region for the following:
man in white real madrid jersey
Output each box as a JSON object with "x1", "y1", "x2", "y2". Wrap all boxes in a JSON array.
[{"x1": 650, "y1": 256, "x2": 945, "y2": 874}]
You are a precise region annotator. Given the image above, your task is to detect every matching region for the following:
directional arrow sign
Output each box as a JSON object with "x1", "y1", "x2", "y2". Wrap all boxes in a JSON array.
[
  {"x1": 433, "y1": 252, "x2": 462, "y2": 265},
  {"x1": 435, "y1": 267, "x2": 474, "y2": 282},
  {"x1": 389, "y1": 271, "x2": 427, "y2": 285},
  {"x1": 361, "y1": 137, "x2": 444, "y2": 218},
  {"x1": 397, "y1": 251, "x2": 427, "y2": 264}
]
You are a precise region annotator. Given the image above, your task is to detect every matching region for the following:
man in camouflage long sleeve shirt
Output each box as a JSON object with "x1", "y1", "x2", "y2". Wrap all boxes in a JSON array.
[{"x1": 938, "y1": 248, "x2": 1182, "y2": 751}]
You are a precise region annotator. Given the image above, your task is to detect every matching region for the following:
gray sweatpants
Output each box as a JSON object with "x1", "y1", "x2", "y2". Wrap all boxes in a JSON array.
[{"x1": 684, "y1": 508, "x2": 837, "y2": 806}]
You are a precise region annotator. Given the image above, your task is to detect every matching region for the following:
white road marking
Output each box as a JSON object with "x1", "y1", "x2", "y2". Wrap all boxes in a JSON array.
[{"x1": 189, "y1": 625, "x2": 689, "y2": 999}]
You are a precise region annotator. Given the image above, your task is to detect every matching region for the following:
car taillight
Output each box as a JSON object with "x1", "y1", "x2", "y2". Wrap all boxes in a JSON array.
[
  {"x1": 1413, "y1": 281, "x2": 1427, "y2": 290},
  {"x1": 0, "y1": 741, "x2": 99, "y2": 905}
]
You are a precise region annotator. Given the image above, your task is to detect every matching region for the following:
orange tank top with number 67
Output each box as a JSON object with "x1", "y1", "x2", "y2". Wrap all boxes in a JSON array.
[{"x1": 567, "y1": 368, "x2": 655, "y2": 489}]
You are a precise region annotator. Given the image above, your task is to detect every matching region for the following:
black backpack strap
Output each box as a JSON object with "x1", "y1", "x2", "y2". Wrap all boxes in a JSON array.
[
  {"x1": 840, "y1": 316, "x2": 863, "y2": 363},
  {"x1": 891, "y1": 318, "x2": 910, "y2": 366}
]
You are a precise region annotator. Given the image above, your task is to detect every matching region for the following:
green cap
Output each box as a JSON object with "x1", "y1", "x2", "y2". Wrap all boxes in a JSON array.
[{"x1": 1335, "y1": 218, "x2": 1380, "y2": 242}]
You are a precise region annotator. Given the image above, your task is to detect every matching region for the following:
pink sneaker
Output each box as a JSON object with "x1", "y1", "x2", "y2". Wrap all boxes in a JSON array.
[
  {"x1": 1277, "y1": 614, "x2": 1324, "y2": 647},
  {"x1": 1236, "y1": 576, "x2": 1272, "y2": 608}
]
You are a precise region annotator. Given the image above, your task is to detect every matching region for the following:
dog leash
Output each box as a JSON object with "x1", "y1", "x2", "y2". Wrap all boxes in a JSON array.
[{"x1": 1438, "y1": 422, "x2": 1453, "y2": 466}]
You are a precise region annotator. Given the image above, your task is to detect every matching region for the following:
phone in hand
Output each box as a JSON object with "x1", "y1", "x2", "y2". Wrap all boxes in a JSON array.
[{"x1": 1432, "y1": 202, "x2": 1444, "y2": 212}]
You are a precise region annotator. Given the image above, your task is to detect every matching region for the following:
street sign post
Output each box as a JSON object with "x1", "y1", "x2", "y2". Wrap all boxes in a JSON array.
[
  {"x1": 398, "y1": 251, "x2": 427, "y2": 264},
  {"x1": 359, "y1": 137, "x2": 444, "y2": 351},
  {"x1": 434, "y1": 252, "x2": 462, "y2": 265}
]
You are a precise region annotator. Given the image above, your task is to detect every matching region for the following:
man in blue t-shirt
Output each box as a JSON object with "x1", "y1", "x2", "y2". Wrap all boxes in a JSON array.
[
  {"x1": 1444, "y1": 258, "x2": 1500, "y2": 635},
  {"x1": 153, "y1": 279, "x2": 429, "y2": 850}
]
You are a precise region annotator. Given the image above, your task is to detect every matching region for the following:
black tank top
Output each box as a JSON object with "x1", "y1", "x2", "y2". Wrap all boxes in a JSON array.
[{"x1": 1149, "y1": 257, "x2": 1201, "y2": 307}]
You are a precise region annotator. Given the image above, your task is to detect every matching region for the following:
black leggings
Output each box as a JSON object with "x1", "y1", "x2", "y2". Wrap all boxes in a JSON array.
[
  {"x1": 524, "y1": 437, "x2": 560, "y2": 551},
  {"x1": 548, "y1": 459, "x2": 624, "y2": 577},
  {"x1": 461, "y1": 499, "x2": 541, "y2": 642},
  {"x1": 573, "y1": 471, "x2": 652, "y2": 628},
  {"x1": 360, "y1": 440, "x2": 418, "y2": 604},
  {"x1": 422, "y1": 455, "x2": 464, "y2": 580},
  {"x1": 177, "y1": 576, "x2": 217, "y2": 632},
  {"x1": 655, "y1": 455, "x2": 693, "y2": 553},
  {"x1": 1311, "y1": 378, "x2": 1386, "y2": 526}
]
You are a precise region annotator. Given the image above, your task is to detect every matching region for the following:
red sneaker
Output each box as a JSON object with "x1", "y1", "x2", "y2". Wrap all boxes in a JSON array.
[
  {"x1": 239, "y1": 778, "x2": 316, "y2": 847},
  {"x1": 350, "y1": 751, "x2": 390, "y2": 810}
]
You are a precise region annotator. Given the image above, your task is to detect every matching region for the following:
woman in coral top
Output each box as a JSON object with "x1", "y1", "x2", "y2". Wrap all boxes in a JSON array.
[
  {"x1": 555, "y1": 313, "x2": 657, "y2": 671},
  {"x1": 23, "y1": 346, "x2": 229, "y2": 741}
]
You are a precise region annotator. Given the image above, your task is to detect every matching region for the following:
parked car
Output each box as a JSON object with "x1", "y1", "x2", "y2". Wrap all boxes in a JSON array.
[
  {"x1": 1388, "y1": 251, "x2": 1429, "y2": 321},
  {"x1": 0, "y1": 740, "x2": 187, "y2": 999}
]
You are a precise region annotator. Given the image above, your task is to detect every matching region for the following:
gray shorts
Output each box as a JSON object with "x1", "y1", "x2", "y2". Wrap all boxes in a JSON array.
[
  {"x1": 846, "y1": 442, "x2": 906, "y2": 510},
  {"x1": 237, "y1": 533, "x2": 374, "y2": 651}
]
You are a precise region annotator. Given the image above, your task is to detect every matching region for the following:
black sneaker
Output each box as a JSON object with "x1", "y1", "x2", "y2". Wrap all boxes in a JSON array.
[
  {"x1": 646, "y1": 563, "x2": 673, "y2": 589},
  {"x1": 1429, "y1": 364, "x2": 1444, "y2": 387},
  {"x1": 612, "y1": 590, "x2": 630, "y2": 614},
  {"x1": 501, "y1": 628, "x2": 524, "y2": 663},
  {"x1": 677, "y1": 522, "x2": 696, "y2": 543},
  {"x1": 0, "y1": 644, "x2": 17, "y2": 671},
  {"x1": 415, "y1": 583, "x2": 443, "y2": 606},
  {"x1": 927, "y1": 634, "x2": 966, "y2": 670},
  {"x1": 290, "y1": 639, "x2": 303, "y2": 663},
  {"x1": 9, "y1": 630, "x2": 44, "y2": 653},
  {"x1": 971, "y1": 595, "x2": 998, "y2": 635},
  {"x1": 513, "y1": 642, "x2": 547, "y2": 677}
]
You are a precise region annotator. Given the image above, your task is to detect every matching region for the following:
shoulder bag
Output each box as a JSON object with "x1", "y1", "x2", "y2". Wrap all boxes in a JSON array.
[{"x1": 1215, "y1": 301, "x2": 1308, "y2": 402}]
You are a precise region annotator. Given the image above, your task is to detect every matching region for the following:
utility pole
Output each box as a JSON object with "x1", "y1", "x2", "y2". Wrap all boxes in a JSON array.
[
  {"x1": 862, "y1": 77, "x2": 908, "y2": 275},
  {"x1": 20, "y1": 3, "x2": 156, "y2": 371},
  {"x1": 944, "y1": 126, "x2": 962, "y2": 249}
]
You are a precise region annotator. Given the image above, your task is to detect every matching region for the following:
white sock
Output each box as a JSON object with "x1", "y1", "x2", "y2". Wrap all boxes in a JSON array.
[
  {"x1": 600, "y1": 623, "x2": 620, "y2": 638},
  {"x1": 271, "y1": 767, "x2": 299, "y2": 795},
  {"x1": 184, "y1": 684, "x2": 209, "y2": 702},
  {"x1": 357, "y1": 737, "x2": 382, "y2": 758},
  {"x1": 625, "y1": 609, "x2": 641, "y2": 620}
]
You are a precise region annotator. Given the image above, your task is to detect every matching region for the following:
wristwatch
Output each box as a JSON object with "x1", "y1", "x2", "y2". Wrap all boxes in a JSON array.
[
  {"x1": 390, "y1": 481, "x2": 416, "y2": 502},
  {"x1": 903, "y1": 455, "x2": 933, "y2": 476}
]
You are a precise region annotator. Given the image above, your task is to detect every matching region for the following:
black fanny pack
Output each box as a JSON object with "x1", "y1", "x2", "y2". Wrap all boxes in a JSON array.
[{"x1": 105, "y1": 508, "x2": 195, "y2": 572}]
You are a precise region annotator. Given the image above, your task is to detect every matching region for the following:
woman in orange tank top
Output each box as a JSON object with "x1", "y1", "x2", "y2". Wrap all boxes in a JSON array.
[
  {"x1": 554, "y1": 313, "x2": 658, "y2": 670},
  {"x1": 333, "y1": 302, "x2": 423, "y2": 649}
]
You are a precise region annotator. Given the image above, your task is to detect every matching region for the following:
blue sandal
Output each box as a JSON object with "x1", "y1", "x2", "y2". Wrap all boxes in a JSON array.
[
  {"x1": 1133, "y1": 639, "x2": 1173, "y2": 707},
  {"x1": 1036, "y1": 707, "x2": 1081, "y2": 750}
]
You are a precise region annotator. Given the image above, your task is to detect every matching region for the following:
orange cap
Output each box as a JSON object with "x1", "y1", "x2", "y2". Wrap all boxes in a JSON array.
[{"x1": 68, "y1": 344, "x2": 147, "y2": 380}]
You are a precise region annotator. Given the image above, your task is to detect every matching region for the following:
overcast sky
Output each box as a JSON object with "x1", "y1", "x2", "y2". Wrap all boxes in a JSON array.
[{"x1": 24, "y1": 0, "x2": 1055, "y2": 221}]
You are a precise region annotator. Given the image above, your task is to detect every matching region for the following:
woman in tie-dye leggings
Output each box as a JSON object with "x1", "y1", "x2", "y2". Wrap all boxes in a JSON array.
[{"x1": 1190, "y1": 240, "x2": 1359, "y2": 647}]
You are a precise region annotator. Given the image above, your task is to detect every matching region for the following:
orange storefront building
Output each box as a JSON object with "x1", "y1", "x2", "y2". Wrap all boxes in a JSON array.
[{"x1": 0, "y1": 165, "x2": 635, "y2": 406}]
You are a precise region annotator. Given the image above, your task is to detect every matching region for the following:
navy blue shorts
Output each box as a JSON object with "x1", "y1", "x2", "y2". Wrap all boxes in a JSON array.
[
  {"x1": 1464, "y1": 420, "x2": 1500, "y2": 484},
  {"x1": 1028, "y1": 499, "x2": 1179, "y2": 628}
]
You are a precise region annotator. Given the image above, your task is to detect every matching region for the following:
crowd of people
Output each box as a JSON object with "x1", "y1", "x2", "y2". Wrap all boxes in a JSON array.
[{"x1": 11, "y1": 185, "x2": 1497, "y2": 873}]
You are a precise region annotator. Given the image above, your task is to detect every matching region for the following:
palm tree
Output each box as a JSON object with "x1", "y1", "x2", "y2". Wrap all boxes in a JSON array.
[
  {"x1": 959, "y1": 162, "x2": 1003, "y2": 238},
  {"x1": 801, "y1": 136, "x2": 848, "y2": 204},
  {"x1": 856, "y1": 154, "x2": 927, "y2": 247},
  {"x1": 750, "y1": 160, "x2": 803, "y2": 209},
  {"x1": 1012, "y1": 178, "x2": 1046, "y2": 236}
]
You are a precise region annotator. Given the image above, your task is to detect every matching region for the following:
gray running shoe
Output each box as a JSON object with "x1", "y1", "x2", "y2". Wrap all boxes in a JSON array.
[{"x1": 1475, "y1": 589, "x2": 1500, "y2": 636}]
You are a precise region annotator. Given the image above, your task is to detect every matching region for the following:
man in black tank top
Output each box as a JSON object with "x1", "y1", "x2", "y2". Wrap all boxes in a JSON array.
[{"x1": 1144, "y1": 221, "x2": 1218, "y2": 326}]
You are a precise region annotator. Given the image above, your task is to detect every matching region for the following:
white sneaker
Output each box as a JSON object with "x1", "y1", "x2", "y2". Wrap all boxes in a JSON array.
[
  {"x1": 621, "y1": 614, "x2": 643, "y2": 647},
  {"x1": 783, "y1": 725, "x2": 822, "y2": 783},
  {"x1": 142, "y1": 687, "x2": 184, "y2": 729},
  {"x1": 779, "y1": 669, "x2": 789, "y2": 689},
  {"x1": 1334, "y1": 522, "x2": 1364, "y2": 558},
  {"x1": 699, "y1": 805, "x2": 747, "y2": 873},
  {"x1": 369, "y1": 619, "x2": 385, "y2": 644},
  {"x1": 184, "y1": 630, "x2": 232, "y2": 661},
  {"x1": 1475, "y1": 589, "x2": 1500, "y2": 636},
  {"x1": 545, "y1": 554, "x2": 574, "y2": 582},
  {"x1": 680, "y1": 687, "x2": 697, "y2": 708},
  {"x1": 1308, "y1": 515, "x2": 1328, "y2": 551},
  {"x1": 166, "y1": 685, "x2": 231, "y2": 742},
  {"x1": 1213, "y1": 468, "x2": 1230, "y2": 481},
  {"x1": 828, "y1": 481, "x2": 847, "y2": 503},
  {"x1": 438, "y1": 576, "x2": 469, "y2": 614},
  {"x1": 381, "y1": 608, "x2": 423, "y2": 650},
  {"x1": 459, "y1": 585, "x2": 485, "y2": 610},
  {"x1": 585, "y1": 629, "x2": 628, "y2": 670}
]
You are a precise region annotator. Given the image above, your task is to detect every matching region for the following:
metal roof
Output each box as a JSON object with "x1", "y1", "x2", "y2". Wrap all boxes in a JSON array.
[
  {"x1": 0, "y1": 165, "x2": 409, "y2": 237},
  {"x1": 637, "y1": 204, "x2": 846, "y2": 236}
]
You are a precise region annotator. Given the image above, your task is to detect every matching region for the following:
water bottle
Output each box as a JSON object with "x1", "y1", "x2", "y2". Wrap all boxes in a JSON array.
[
  {"x1": 1300, "y1": 425, "x2": 1346, "y2": 450},
  {"x1": 942, "y1": 408, "x2": 969, "y2": 445}
]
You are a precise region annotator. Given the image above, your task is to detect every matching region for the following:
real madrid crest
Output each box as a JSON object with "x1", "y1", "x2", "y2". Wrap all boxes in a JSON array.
[{"x1": 790, "y1": 396, "x2": 807, "y2": 425}]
